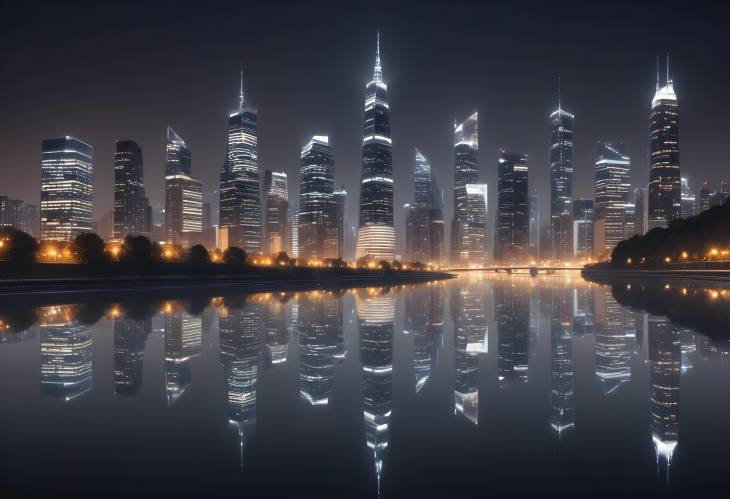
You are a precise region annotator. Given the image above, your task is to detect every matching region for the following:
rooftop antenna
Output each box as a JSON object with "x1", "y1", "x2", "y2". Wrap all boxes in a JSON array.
[
  {"x1": 656, "y1": 55, "x2": 660, "y2": 90},
  {"x1": 239, "y1": 63, "x2": 245, "y2": 111},
  {"x1": 557, "y1": 75, "x2": 562, "y2": 112},
  {"x1": 374, "y1": 30, "x2": 383, "y2": 83},
  {"x1": 666, "y1": 52, "x2": 671, "y2": 84}
]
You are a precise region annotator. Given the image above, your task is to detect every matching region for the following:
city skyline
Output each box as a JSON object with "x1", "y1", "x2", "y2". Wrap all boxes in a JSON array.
[{"x1": 1, "y1": 1, "x2": 729, "y2": 260}]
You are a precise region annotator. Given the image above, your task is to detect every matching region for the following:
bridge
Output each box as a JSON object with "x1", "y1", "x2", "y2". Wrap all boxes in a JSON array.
[{"x1": 444, "y1": 266, "x2": 584, "y2": 276}]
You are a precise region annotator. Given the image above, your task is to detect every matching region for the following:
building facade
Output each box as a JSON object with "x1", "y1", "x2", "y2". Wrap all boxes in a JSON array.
[
  {"x1": 680, "y1": 177, "x2": 696, "y2": 218},
  {"x1": 572, "y1": 199, "x2": 594, "y2": 259},
  {"x1": 299, "y1": 136, "x2": 337, "y2": 260},
  {"x1": 40, "y1": 137, "x2": 93, "y2": 241},
  {"x1": 550, "y1": 87, "x2": 575, "y2": 260},
  {"x1": 220, "y1": 69, "x2": 261, "y2": 252},
  {"x1": 494, "y1": 151, "x2": 529, "y2": 264},
  {"x1": 113, "y1": 140, "x2": 148, "y2": 239},
  {"x1": 648, "y1": 56, "x2": 681, "y2": 229},
  {"x1": 164, "y1": 126, "x2": 202, "y2": 244},
  {"x1": 263, "y1": 170, "x2": 290, "y2": 254},
  {"x1": 593, "y1": 142, "x2": 631, "y2": 257},
  {"x1": 451, "y1": 112, "x2": 479, "y2": 264},
  {"x1": 528, "y1": 193, "x2": 540, "y2": 262},
  {"x1": 356, "y1": 34, "x2": 394, "y2": 261},
  {"x1": 333, "y1": 187, "x2": 347, "y2": 259}
]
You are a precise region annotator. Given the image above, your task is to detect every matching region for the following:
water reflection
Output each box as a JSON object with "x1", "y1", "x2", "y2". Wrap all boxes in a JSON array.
[{"x1": 0, "y1": 275, "x2": 728, "y2": 497}]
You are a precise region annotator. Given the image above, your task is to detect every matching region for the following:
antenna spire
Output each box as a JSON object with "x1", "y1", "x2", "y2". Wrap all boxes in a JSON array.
[
  {"x1": 239, "y1": 64, "x2": 245, "y2": 111},
  {"x1": 666, "y1": 52, "x2": 671, "y2": 84},
  {"x1": 656, "y1": 55, "x2": 660, "y2": 90},
  {"x1": 557, "y1": 75, "x2": 561, "y2": 112},
  {"x1": 373, "y1": 31, "x2": 383, "y2": 83}
]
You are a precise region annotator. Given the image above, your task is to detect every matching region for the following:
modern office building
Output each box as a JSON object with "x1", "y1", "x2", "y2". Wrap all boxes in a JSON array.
[
  {"x1": 594, "y1": 287, "x2": 634, "y2": 394},
  {"x1": 593, "y1": 142, "x2": 631, "y2": 256},
  {"x1": 680, "y1": 177, "x2": 696, "y2": 218},
  {"x1": 494, "y1": 151, "x2": 529, "y2": 264},
  {"x1": 451, "y1": 112, "x2": 479, "y2": 264},
  {"x1": 263, "y1": 170, "x2": 290, "y2": 254},
  {"x1": 550, "y1": 286, "x2": 574, "y2": 434},
  {"x1": 649, "y1": 55, "x2": 681, "y2": 230},
  {"x1": 462, "y1": 184, "x2": 488, "y2": 264},
  {"x1": 263, "y1": 297, "x2": 290, "y2": 365},
  {"x1": 333, "y1": 187, "x2": 347, "y2": 259},
  {"x1": 291, "y1": 208, "x2": 299, "y2": 258},
  {"x1": 220, "y1": 68, "x2": 261, "y2": 252},
  {"x1": 405, "y1": 285, "x2": 443, "y2": 393},
  {"x1": 164, "y1": 126, "x2": 202, "y2": 244},
  {"x1": 40, "y1": 136, "x2": 93, "y2": 241},
  {"x1": 572, "y1": 199, "x2": 594, "y2": 259},
  {"x1": 550, "y1": 82, "x2": 575, "y2": 260},
  {"x1": 495, "y1": 280, "x2": 530, "y2": 385},
  {"x1": 299, "y1": 135, "x2": 338, "y2": 260},
  {"x1": 164, "y1": 306, "x2": 203, "y2": 405},
  {"x1": 699, "y1": 182, "x2": 712, "y2": 212},
  {"x1": 0, "y1": 196, "x2": 24, "y2": 231},
  {"x1": 356, "y1": 33, "x2": 394, "y2": 261},
  {"x1": 113, "y1": 315, "x2": 151, "y2": 396},
  {"x1": 634, "y1": 187, "x2": 647, "y2": 235},
  {"x1": 406, "y1": 149, "x2": 445, "y2": 263},
  {"x1": 528, "y1": 193, "x2": 540, "y2": 262},
  {"x1": 113, "y1": 140, "x2": 148, "y2": 239}
]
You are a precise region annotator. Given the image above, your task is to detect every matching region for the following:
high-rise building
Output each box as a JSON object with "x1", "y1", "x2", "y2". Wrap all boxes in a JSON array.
[
  {"x1": 0, "y1": 196, "x2": 24, "y2": 231},
  {"x1": 494, "y1": 151, "x2": 529, "y2": 264},
  {"x1": 550, "y1": 286, "x2": 574, "y2": 434},
  {"x1": 593, "y1": 142, "x2": 631, "y2": 256},
  {"x1": 333, "y1": 187, "x2": 347, "y2": 259},
  {"x1": 406, "y1": 149, "x2": 445, "y2": 263},
  {"x1": 405, "y1": 285, "x2": 443, "y2": 393},
  {"x1": 463, "y1": 184, "x2": 488, "y2": 264},
  {"x1": 299, "y1": 135, "x2": 338, "y2": 260},
  {"x1": 164, "y1": 126, "x2": 202, "y2": 244},
  {"x1": 113, "y1": 140, "x2": 148, "y2": 239},
  {"x1": 649, "y1": 55, "x2": 681, "y2": 230},
  {"x1": 40, "y1": 136, "x2": 93, "y2": 241},
  {"x1": 429, "y1": 172, "x2": 445, "y2": 264},
  {"x1": 164, "y1": 306, "x2": 202, "y2": 405},
  {"x1": 263, "y1": 170, "x2": 290, "y2": 254},
  {"x1": 680, "y1": 177, "x2": 696, "y2": 218},
  {"x1": 528, "y1": 193, "x2": 540, "y2": 262},
  {"x1": 699, "y1": 182, "x2": 712, "y2": 213},
  {"x1": 220, "y1": 68, "x2": 261, "y2": 253},
  {"x1": 291, "y1": 208, "x2": 299, "y2": 258},
  {"x1": 572, "y1": 199, "x2": 594, "y2": 259},
  {"x1": 356, "y1": 33, "x2": 394, "y2": 262},
  {"x1": 550, "y1": 81, "x2": 575, "y2": 260},
  {"x1": 495, "y1": 280, "x2": 530, "y2": 385},
  {"x1": 451, "y1": 112, "x2": 479, "y2": 264},
  {"x1": 23, "y1": 203, "x2": 39, "y2": 238},
  {"x1": 634, "y1": 187, "x2": 647, "y2": 235},
  {"x1": 114, "y1": 314, "x2": 150, "y2": 396},
  {"x1": 263, "y1": 297, "x2": 290, "y2": 365},
  {"x1": 594, "y1": 287, "x2": 634, "y2": 394}
]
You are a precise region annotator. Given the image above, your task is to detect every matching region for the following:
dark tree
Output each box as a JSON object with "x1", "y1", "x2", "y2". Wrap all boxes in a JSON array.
[
  {"x1": 391, "y1": 260, "x2": 403, "y2": 271},
  {"x1": 0, "y1": 227, "x2": 38, "y2": 264},
  {"x1": 378, "y1": 260, "x2": 391, "y2": 271},
  {"x1": 223, "y1": 246, "x2": 247, "y2": 265},
  {"x1": 187, "y1": 245, "x2": 210, "y2": 265},
  {"x1": 73, "y1": 232, "x2": 107, "y2": 264},
  {"x1": 122, "y1": 235, "x2": 158, "y2": 265},
  {"x1": 274, "y1": 251, "x2": 291, "y2": 266}
]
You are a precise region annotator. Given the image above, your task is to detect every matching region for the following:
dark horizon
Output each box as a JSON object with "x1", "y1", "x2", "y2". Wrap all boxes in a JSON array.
[{"x1": 2, "y1": 0, "x2": 729, "y2": 251}]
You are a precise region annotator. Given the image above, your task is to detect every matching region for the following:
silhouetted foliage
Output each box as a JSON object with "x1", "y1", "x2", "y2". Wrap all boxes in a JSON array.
[
  {"x1": 378, "y1": 260, "x2": 391, "y2": 271},
  {"x1": 0, "y1": 307, "x2": 39, "y2": 334},
  {"x1": 223, "y1": 246, "x2": 247, "y2": 265},
  {"x1": 122, "y1": 235, "x2": 160, "y2": 266},
  {"x1": 183, "y1": 297, "x2": 210, "y2": 316},
  {"x1": 187, "y1": 245, "x2": 210, "y2": 265},
  {"x1": 391, "y1": 260, "x2": 403, "y2": 271},
  {"x1": 611, "y1": 200, "x2": 730, "y2": 265},
  {"x1": 73, "y1": 232, "x2": 107, "y2": 264},
  {"x1": 74, "y1": 302, "x2": 106, "y2": 326},
  {"x1": 0, "y1": 227, "x2": 38, "y2": 264},
  {"x1": 275, "y1": 251, "x2": 291, "y2": 266}
]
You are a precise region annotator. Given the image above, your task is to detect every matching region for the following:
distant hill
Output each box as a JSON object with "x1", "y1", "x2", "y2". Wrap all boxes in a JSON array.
[{"x1": 612, "y1": 200, "x2": 730, "y2": 265}]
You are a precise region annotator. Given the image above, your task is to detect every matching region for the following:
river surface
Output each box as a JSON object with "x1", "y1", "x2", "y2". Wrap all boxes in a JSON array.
[{"x1": 0, "y1": 273, "x2": 728, "y2": 498}]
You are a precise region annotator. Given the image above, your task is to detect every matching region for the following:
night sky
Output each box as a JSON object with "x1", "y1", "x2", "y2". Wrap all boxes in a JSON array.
[{"x1": 1, "y1": 0, "x2": 728, "y2": 252}]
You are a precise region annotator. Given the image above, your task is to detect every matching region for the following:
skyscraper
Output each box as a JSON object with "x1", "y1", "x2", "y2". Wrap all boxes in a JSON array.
[
  {"x1": 40, "y1": 136, "x2": 93, "y2": 241},
  {"x1": 333, "y1": 187, "x2": 347, "y2": 259},
  {"x1": 699, "y1": 182, "x2": 712, "y2": 213},
  {"x1": 113, "y1": 314, "x2": 150, "y2": 396},
  {"x1": 572, "y1": 199, "x2": 594, "y2": 259},
  {"x1": 550, "y1": 81, "x2": 575, "y2": 260},
  {"x1": 593, "y1": 142, "x2": 631, "y2": 256},
  {"x1": 263, "y1": 170, "x2": 290, "y2": 254},
  {"x1": 0, "y1": 196, "x2": 24, "y2": 231},
  {"x1": 220, "y1": 68, "x2": 261, "y2": 252},
  {"x1": 494, "y1": 151, "x2": 529, "y2": 264},
  {"x1": 550, "y1": 286, "x2": 574, "y2": 435},
  {"x1": 405, "y1": 149, "x2": 435, "y2": 263},
  {"x1": 164, "y1": 126, "x2": 202, "y2": 244},
  {"x1": 496, "y1": 280, "x2": 530, "y2": 385},
  {"x1": 164, "y1": 306, "x2": 202, "y2": 405},
  {"x1": 594, "y1": 287, "x2": 634, "y2": 394},
  {"x1": 680, "y1": 177, "x2": 696, "y2": 218},
  {"x1": 299, "y1": 135, "x2": 337, "y2": 260},
  {"x1": 649, "y1": 55, "x2": 681, "y2": 230},
  {"x1": 528, "y1": 193, "x2": 540, "y2": 262},
  {"x1": 451, "y1": 112, "x2": 479, "y2": 264},
  {"x1": 113, "y1": 140, "x2": 148, "y2": 239},
  {"x1": 634, "y1": 187, "x2": 648, "y2": 235},
  {"x1": 356, "y1": 33, "x2": 394, "y2": 262},
  {"x1": 463, "y1": 184, "x2": 488, "y2": 264}
]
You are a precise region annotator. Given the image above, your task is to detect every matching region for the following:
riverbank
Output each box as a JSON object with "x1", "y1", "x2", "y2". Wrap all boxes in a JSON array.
[
  {"x1": 0, "y1": 265, "x2": 454, "y2": 306},
  {"x1": 582, "y1": 263, "x2": 730, "y2": 282}
]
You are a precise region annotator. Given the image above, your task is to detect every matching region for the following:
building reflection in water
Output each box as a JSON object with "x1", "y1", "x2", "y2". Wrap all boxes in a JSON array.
[
  {"x1": 263, "y1": 294, "x2": 291, "y2": 366},
  {"x1": 356, "y1": 288, "x2": 395, "y2": 497},
  {"x1": 648, "y1": 314, "x2": 680, "y2": 482},
  {"x1": 495, "y1": 279, "x2": 530, "y2": 386},
  {"x1": 163, "y1": 303, "x2": 203, "y2": 406},
  {"x1": 113, "y1": 310, "x2": 151, "y2": 397},
  {"x1": 298, "y1": 291, "x2": 343, "y2": 405},
  {"x1": 572, "y1": 283, "x2": 595, "y2": 335},
  {"x1": 39, "y1": 306, "x2": 93, "y2": 401},
  {"x1": 451, "y1": 275, "x2": 487, "y2": 424},
  {"x1": 593, "y1": 287, "x2": 634, "y2": 394},
  {"x1": 405, "y1": 284, "x2": 444, "y2": 393},
  {"x1": 219, "y1": 297, "x2": 261, "y2": 468},
  {"x1": 550, "y1": 284, "x2": 575, "y2": 436}
]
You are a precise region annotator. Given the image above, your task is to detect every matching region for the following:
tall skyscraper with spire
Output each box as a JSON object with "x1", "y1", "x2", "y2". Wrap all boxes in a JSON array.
[
  {"x1": 451, "y1": 112, "x2": 479, "y2": 264},
  {"x1": 649, "y1": 54, "x2": 681, "y2": 230},
  {"x1": 550, "y1": 78, "x2": 575, "y2": 261},
  {"x1": 356, "y1": 33, "x2": 395, "y2": 262},
  {"x1": 219, "y1": 66, "x2": 261, "y2": 252}
]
